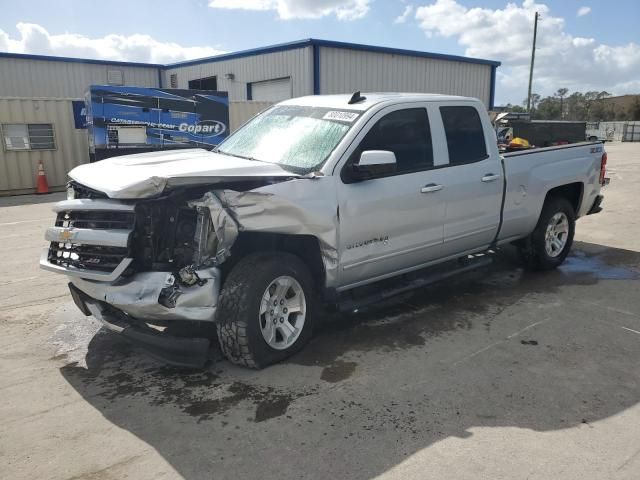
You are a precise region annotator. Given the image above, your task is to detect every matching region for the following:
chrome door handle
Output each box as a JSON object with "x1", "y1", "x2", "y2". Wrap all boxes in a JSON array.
[
  {"x1": 421, "y1": 183, "x2": 443, "y2": 193},
  {"x1": 481, "y1": 173, "x2": 501, "y2": 182}
]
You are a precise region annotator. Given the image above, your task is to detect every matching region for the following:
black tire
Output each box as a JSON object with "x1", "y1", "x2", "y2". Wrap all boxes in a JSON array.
[
  {"x1": 216, "y1": 252, "x2": 315, "y2": 368},
  {"x1": 518, "y1": 196, "x2": 575, "y2": 270}
]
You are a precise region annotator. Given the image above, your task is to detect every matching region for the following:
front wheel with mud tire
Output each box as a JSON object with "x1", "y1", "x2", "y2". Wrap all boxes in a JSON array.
[
  {"x1": 518, "y1": 196, "x2": 576, "y2": 270},
  {"x1": 216, "y1": 252, "x2": 315, "y2": 368}
]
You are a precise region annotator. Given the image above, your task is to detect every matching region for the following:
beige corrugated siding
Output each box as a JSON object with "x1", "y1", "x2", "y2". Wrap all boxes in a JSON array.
[
  {"x1": 163, "y1": 47, "x2": 313, "y2": 102},
  {"x1": 319, "y1": 47, "x2": 493, "y2": 107},
  {"x1": 0, "y1": 58, "x2": 159, "y2": 98},
  {"x1": 0, "y1": 98, "x2": 88, "y2": 193},
  {"x1": 0, "y1": 99, "x2": 275, "y2": 194},
  {"x1": 229, "y1": 101, "x2": 273, "y2": 131},
  {"x1": 0, "y1": 56, "x2": 159, "y2": 193}
]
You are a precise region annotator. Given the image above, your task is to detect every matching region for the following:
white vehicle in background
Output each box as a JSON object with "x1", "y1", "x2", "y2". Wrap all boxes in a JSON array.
[
  {"x1": 40, "y1": 92, "x2": 609, "y2": 369},
  {"x1": 586, "y1": 122, "x2": 612, "y2": 142}
]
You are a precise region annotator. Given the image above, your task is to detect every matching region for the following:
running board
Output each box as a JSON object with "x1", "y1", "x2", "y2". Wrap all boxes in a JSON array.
[{"x1": 337, "y1": 253, "x2": 494, "y2": 313}]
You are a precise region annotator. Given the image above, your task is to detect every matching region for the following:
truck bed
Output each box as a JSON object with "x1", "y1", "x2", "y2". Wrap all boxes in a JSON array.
[{"x1": 498, "y1": 141, "x2": 604, "y2": 243}]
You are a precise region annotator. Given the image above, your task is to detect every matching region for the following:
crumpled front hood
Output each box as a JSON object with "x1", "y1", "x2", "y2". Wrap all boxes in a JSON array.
[{"x1": 69, "y1": 148, "x2": 300, "y2": 199}]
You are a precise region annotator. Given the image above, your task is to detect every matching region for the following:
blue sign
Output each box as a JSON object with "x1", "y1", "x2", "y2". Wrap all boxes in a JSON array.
[
  {"x1": 86, "y1": 86, "x2": 229, "y2": 151},
  {"x1": 72, "y1": 100, "x2": 87, "y2": 129}
]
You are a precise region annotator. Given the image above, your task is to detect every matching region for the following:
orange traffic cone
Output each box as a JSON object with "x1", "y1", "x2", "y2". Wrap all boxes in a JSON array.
[{"x1": 36, "y1": 160, "x2": 50, "y2": 194}]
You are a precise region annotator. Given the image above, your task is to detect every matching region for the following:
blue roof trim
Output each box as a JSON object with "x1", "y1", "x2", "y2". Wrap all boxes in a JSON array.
[
  {"x1": 0, "y1": 51, "x2": 163, "y2": 68},
  {"x1": 163, "y1": 38, "x2": 501, "y2": 69},
  {"x1": 163, "y1": 39, "x2": 314, "y2": 69},
  {"x1": 310, "y1": 39, "x2": 501, "y2": 67},
  {"x1": 0, "y1": 38, "x2": 501, "y2": 74}
]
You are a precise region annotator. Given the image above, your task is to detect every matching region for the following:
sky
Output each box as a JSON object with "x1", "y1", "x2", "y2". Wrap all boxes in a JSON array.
[{"x1": 0, "y1": 0, "x2": 638, "y2": 105}]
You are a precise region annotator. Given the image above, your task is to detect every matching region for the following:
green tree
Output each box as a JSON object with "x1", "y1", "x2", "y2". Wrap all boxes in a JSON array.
[
  {"x1": 511, "y1": 90, "x2": 634, "y2": 121},
  {"x1": 524, "y1": 93, "x2": 542, "y2": 114},
  {"x1": 504, "y1": 103, "x2": 526, "y2": 113},
  {"x1": 591, "y1": 91, "x2": 614, "y2": 121},
  {"x1": 535, "y1": 96, "x2": 561, "y2": 120},
  {"x1": 583, "y1": 91, "x2": 600, "y2": 119},
  {"x1": 565, "y1": 92, "x2": 585, "y2": 120}
]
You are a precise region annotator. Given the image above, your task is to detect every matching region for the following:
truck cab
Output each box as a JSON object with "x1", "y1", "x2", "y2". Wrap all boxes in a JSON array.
[{"x1": 324, "y1": 95, "x2": 503, "y2": 288}]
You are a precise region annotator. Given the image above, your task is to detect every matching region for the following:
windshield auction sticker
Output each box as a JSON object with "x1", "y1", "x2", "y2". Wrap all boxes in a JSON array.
[{"x1": 323, "y1": 111, "x2": 359, "y2": 123}]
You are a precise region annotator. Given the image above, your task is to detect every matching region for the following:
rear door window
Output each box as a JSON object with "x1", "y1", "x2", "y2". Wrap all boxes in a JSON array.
[{"x1": 440, "y1": 106, "x2": 488, "y2": 165}]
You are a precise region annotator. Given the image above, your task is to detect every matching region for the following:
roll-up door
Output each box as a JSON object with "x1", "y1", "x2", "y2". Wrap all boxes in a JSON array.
[{"x1": 250, "y1": 78, "x2": 292, "y2": 101}]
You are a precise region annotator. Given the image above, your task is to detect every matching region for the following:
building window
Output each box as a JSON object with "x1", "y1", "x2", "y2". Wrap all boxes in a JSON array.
[
  {"x1": 440, "y1": 106, "x2": 488, "y2": 165},
  {"x1": 170, "y1": 73, "x2": 178, "y2": 88},
  {"x1": 188, "y1": 76, "x2": 217, "y2": 90},
  {"x1": 2, "y1": 124, "x2": 56, "y2": 151}
]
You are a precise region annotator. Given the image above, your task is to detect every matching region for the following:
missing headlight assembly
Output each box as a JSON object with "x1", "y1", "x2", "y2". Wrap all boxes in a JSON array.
[{"x1": 188, "y1": 191, "x2": 239, "y2": 267}]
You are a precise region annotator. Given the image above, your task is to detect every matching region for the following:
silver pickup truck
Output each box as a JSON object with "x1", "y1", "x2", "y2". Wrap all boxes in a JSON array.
[{"x1": 40, "y1": 93, "x2": 608, "y2": 368}]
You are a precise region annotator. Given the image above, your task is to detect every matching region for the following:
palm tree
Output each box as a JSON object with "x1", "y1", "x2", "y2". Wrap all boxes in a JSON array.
[
  {"x1": 524, "y1": 93, "x2": 541, "y2": 116},
  {"x1": 556, "y1": 88, "x2": 569, "y2": 119}
]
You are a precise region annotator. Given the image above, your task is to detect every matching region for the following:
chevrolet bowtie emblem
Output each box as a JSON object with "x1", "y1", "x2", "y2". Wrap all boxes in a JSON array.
[{"x1": 59, "y1": 229, "x2": 74, "y2": 241}]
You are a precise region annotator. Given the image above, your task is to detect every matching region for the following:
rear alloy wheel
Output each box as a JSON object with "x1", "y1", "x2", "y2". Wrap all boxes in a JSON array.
[
  {"x1": 544, "y1": 212, "x2": 570, "y2": 258},
  {"x1": 519, "y1": 196, "x2": 575, "y2": 270}
]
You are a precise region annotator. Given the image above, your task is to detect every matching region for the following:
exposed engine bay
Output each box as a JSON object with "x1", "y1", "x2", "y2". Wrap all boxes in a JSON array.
[{"x1": 129, "y1": 186, "x2": 243, "y2": 276}]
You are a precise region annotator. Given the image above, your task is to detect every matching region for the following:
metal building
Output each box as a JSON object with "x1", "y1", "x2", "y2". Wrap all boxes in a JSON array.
[
  {"x1": 164, "y1": 39, "x2": 499, "y2": 107},
  {"x1": 0, "y1": 53, "x2": 160, "y2": 195},
  {"x1": 0, "y1": 39, "x2": 500, "y2": 195}
]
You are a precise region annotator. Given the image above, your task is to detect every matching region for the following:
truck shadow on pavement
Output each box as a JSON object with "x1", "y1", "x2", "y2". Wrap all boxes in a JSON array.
[{"x1": 59, "y1": 241, "x2": 640, "y2": 479}]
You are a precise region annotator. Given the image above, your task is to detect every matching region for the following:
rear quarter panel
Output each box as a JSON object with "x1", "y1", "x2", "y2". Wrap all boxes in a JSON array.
[{"x1": 499, "y1": 143, "x2": 603, "y2": 241}]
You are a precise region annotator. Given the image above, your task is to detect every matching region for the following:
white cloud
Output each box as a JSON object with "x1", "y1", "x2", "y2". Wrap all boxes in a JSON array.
[
  {"x1": 0, "y1": 23, "x2": 225, "y2": 64},
  {"x1": 394, "y1": 5, "x2": 414, "y2": 24},
  {"x1": 577, "y1": 6, "x2": 591, "y2": 17},
  {"x1": 208, "y1": 0, "x2": 370, "y2": 20},
  {"x1": 414, "y1": 0, "x2": 640, "y2": 104}
]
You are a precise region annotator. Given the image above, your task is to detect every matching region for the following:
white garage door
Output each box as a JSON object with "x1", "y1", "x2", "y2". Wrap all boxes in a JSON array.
[{"x1": 251, "y1": 78, "x2": 292, "y2": 102}]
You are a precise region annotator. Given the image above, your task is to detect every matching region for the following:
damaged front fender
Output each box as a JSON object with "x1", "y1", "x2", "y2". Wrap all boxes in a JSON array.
[
  {"x1": 190, "y1": 177, "x2": 340, "y2": 287},
  {"x1": 188, "y1": 192, "x2": 239, "y2": 266}
]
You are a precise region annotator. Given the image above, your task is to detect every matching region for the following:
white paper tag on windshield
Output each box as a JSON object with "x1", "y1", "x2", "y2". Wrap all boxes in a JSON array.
[{"x1": 323, "y1": 111, "x2": 359, "y2": 123}]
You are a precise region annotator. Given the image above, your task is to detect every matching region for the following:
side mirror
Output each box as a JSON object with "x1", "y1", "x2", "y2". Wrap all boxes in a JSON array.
[{"x1": 350, "y1": 150, "x2": 397, "y2": 181}]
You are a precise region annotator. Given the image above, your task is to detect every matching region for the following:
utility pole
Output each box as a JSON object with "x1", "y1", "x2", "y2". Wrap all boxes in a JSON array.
[{"x1": 526, "y1": 11, "x2": 539, "y2": 112}]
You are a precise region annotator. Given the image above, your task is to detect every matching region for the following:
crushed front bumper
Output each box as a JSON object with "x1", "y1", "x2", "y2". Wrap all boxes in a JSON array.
[
  {"x1": 58, "y1": 265, "x2": 222, "y2": 368},
  {"x1": 69, "y1": 283, "x2": 212, "y2": 368},
  {"x1": 67, "y1": 266, "x2": 222, "y2": 323}
]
